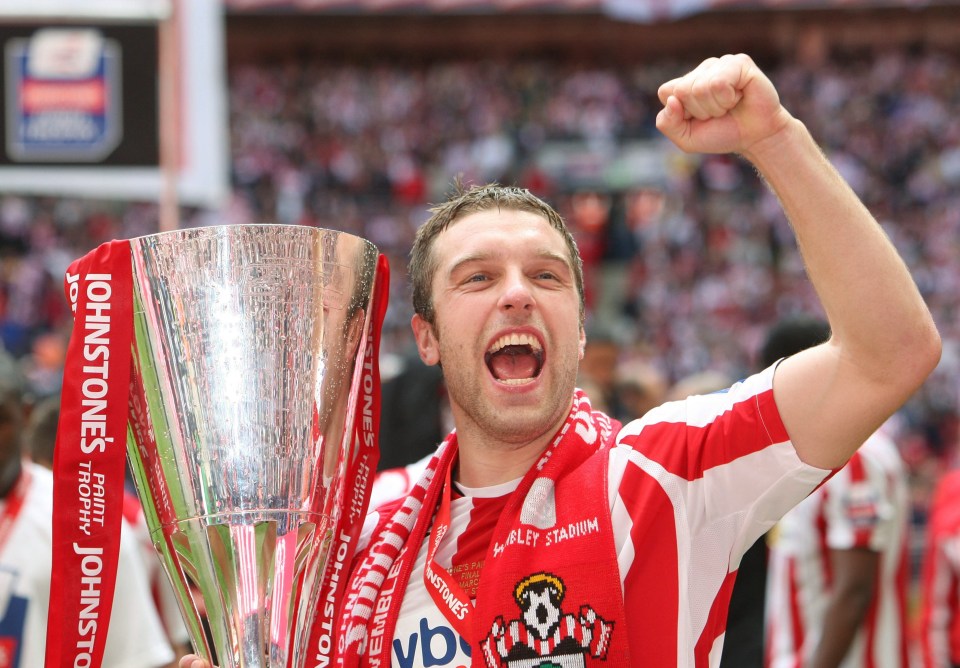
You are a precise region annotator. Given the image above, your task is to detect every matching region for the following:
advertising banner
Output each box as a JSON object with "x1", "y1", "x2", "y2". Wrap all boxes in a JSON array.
[{"x1": 0, "y1": 0, "x2": 228, "y2": 208}]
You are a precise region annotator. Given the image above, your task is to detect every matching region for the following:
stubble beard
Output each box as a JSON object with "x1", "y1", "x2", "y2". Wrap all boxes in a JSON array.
[{"x1": 439, "y1": 337, "x2": 579, "y2": 449}]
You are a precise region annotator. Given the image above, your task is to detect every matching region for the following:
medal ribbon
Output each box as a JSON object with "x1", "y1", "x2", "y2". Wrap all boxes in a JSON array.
[
  {"x1": 424, "y1": 458, "x2": 474, "y2": 639},
  {"x1": 45, "y1": 241, "x2": 134, "y2": 668}
]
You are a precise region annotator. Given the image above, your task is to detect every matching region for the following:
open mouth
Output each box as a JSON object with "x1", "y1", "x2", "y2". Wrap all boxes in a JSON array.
[{"x1": 484, "y1": 333, "x2": 544, "y2": 385}]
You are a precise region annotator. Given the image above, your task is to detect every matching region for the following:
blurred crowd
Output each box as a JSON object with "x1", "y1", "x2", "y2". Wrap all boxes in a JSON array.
[{"x1": 2, "y1": 46, "x2": 960, "y2": 573}]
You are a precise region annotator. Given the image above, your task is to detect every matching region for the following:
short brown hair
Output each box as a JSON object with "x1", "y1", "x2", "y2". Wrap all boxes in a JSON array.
[{"x1": 409, "y1": 183, "x2": 585, "y2": 325}]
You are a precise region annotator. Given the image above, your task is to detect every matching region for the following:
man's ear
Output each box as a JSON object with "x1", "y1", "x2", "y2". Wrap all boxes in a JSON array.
[
  {"x1": 411, "y1": 314, "x2": 441, "y2": 366},
  {"x1": 578, "y1": 326, "x2": 586, "y2": 361}
]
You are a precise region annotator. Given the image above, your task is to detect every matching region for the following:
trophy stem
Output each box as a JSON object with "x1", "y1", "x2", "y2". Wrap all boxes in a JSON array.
[{"x1": 158, "y1": 515, "x2": 323, "y2": 667}]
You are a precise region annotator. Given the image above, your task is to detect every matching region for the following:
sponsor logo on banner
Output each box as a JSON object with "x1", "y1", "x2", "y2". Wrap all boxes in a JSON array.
[{"x1": 5, "y1": 28, "x2": 122, "y2": 162}]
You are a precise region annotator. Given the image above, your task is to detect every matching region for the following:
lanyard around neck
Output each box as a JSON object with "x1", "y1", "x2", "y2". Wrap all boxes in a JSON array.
[{"x1": 423, "y1": 457, "x2": 474, "y2": 639}]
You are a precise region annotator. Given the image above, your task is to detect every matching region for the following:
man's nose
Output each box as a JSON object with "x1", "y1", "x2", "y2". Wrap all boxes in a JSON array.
[{"x1": 498, "y1": 272, "x2": 534, "y2": 312}]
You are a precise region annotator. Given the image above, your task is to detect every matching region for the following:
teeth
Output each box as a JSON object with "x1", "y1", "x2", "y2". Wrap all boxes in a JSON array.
[
  {"x1": 487, "y1": 332, "x2": 542, "y2": 355},
  {"x1": 499, "y1": 378, "x2": 532, "y2": 385}
]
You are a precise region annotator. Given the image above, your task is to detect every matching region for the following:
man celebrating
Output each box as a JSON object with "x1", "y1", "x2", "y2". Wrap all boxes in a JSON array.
[{"x1": 181, "y1": 53, "x2": 940, "y2": 667}]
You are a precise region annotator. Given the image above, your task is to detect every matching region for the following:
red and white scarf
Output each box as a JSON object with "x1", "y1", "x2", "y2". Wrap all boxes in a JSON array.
[{"x1": 337, "y1": 391, "x2": 633, "y2": 667}]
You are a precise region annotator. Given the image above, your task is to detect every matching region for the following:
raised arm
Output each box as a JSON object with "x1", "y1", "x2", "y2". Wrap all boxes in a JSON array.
[{"x1": 656, "y1": 54, "x2": 940, "y2": 469}]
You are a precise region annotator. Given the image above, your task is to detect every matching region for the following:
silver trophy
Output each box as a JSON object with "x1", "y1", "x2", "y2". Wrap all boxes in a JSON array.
[{"x1": 123, "y1": 225, "x2": 382, "y2": 667}]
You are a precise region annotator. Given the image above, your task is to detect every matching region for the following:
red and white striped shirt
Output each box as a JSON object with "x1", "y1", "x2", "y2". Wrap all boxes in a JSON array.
[
  {"x1": 919, "y1": 468, "x2": 960, "y2": 668},
  {"x1": 367, "y1": 365, "x2": 831, "y2": 667},
  {"x1": 765, "y1": 430, "x2": 910, "y2": 668}
]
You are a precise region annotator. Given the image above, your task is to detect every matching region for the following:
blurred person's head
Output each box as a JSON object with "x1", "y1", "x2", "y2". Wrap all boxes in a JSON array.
[
  {"x1": 666, "y1": 369, "x2": 733, "y2": 402},
  {"x1": 759, "y1": 315, "x2": 831, "y2": 369},
  {"x1": 29, "y1": 331, "x2": 66, "y2": 371},
  {"x1": 616, "y1": 359, "x2": 668, "y2": 421},
  {"x1": 23, "y1": 331, "x2": 67, "y2": 401},
  {"x1": 625, "y1": 187, "x2": 667, "y2": 231},
  {"x1": 579, "y1": 324, "x2": 621, "y2": 397},
  {"x1": 0, "y1": 348, "x2": 25, "y2": 492},
  {"x1": 25, "y1": 395, "x2": 59, "y2": 470}
]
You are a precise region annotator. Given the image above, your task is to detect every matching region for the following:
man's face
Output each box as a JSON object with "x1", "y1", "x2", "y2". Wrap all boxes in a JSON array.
[{"x1": 411, "y1": 209, "x2": 584, "y2": 446}]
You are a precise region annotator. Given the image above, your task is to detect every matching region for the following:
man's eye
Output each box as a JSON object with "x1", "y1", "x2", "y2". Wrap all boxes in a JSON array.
[
  {"x1": 536, "y1": 272, "x2": 557, "y2": 280},
  {"x1": 466, "y1": 274, "x2": 488, "y2": 283}
]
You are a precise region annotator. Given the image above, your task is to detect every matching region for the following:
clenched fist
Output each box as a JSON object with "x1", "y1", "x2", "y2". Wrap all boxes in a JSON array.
[{"x1": 656, "y1": 53, "x2": 793, "y2": 158}]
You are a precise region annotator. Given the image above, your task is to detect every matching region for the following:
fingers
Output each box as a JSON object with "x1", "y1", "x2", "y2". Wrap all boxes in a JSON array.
[
  {"x1": 178, "y1": 656, "x2": 211, "y2": 668},
  {"x1": 655, "y1": 95, "x2": 685, "y2": 137},
  {"x1": 655, "y1": 53, "x2": 787, "y2": 155},
  {"x1": 658, "y1": 54, "x2": 750, "y2": 120}
]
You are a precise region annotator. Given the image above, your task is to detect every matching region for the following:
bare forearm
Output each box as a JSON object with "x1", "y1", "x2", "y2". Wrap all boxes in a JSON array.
[
  {"x1": 807, "y1": 548, "x2": 880, "y2": 668},
  {"x1": 809, "y1": 589, "x2": 873, "y2": 668},
  {"x1": 745, "y1": 119, "x2": 940, "y2": 466},
  {"x1": 745, "y1": 118, "x2": 936, "y2": 384}
]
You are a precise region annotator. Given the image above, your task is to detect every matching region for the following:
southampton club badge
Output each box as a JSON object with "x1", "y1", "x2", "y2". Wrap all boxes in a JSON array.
[{"x1": 481, "y1": 573, "x2": 614, "y2": 668}]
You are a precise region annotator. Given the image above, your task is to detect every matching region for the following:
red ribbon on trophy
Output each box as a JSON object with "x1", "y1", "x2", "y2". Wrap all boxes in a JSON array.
[
  {"x1": 45, "y1": 240, "x2": 134, "y2": 668},
  {"x1": 306, "y1": 253, "x2": 389, "y2": 666}
]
